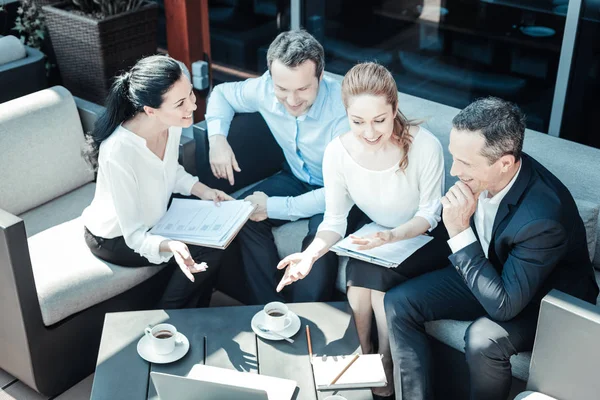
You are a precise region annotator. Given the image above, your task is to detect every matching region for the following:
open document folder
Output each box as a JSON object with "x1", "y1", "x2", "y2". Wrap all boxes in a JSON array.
[
  {"x1": 331, "y1": 222, "x2": 433, "y2": 268},
  {"x1": 150, "y1": 199, "x2": 256, "y2": 249}
]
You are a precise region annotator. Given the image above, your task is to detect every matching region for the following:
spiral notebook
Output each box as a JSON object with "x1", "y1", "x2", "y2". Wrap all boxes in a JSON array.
[{"x1": 311, "y1": 354, "x2": 387, "y2": 390}]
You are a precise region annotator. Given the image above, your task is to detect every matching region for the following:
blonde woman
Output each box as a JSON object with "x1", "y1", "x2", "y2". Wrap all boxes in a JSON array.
[{"x1": 276, "y1": 62, "x2": 450, "y2": 397}]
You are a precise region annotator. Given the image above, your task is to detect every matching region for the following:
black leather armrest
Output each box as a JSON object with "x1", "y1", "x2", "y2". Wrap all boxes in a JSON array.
[
  {"x1": 74, "y1": 96, "x2": 104, "y2": 134},
  {"x1": 179, "y1": 135, "x2": 197, "y2": 176},
  {"x1": 193, "y1": 113, "x2": 285, "y2": 194},
  {"x1": 0, "y1": 208, "x2": 41, "y2": 388}
]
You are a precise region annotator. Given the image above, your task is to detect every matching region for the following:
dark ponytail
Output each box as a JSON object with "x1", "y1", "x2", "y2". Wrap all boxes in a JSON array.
[{"x1": 82, "y1": 55, "x2": 184, "y2": 170}]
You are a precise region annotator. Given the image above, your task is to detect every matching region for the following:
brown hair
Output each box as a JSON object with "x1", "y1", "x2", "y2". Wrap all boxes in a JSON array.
[{"x1": 341, "y1": 62, "x2": 413, "y2": 170}]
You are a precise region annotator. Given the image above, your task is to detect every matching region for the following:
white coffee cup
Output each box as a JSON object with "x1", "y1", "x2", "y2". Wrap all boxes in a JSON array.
[
  {"x1": 144, "y1": 323, "x2": 182, "y2": 355},
  {"x1": 263, "y1": 302, "x2": 293, "y2": 332}
]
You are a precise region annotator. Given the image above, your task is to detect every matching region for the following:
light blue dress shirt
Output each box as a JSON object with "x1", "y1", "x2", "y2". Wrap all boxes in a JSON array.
[{"x1": 205, "y1": 72, "x2": 349, "y2": 221}]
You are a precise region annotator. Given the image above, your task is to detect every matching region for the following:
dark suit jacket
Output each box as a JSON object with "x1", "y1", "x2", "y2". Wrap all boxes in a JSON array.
[{"x1": 449, "y1": 153, "x2": 599, "y2": 321}]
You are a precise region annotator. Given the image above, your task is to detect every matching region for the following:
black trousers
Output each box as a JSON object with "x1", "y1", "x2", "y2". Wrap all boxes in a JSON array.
[
  {"x1": 237, "y1": 168, "x2": 362, "y2": 305},
  {"x1": 84, "y1": 227, "x2": 222, "y2": 309},
  {"x1": 384, "y1": 265, "x2": 539, "y2": 400}
]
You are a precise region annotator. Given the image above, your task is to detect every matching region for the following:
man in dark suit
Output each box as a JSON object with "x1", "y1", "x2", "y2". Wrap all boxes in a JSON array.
[{"x1": 384, "y1": 97, "x2": 599, "y2": 400}]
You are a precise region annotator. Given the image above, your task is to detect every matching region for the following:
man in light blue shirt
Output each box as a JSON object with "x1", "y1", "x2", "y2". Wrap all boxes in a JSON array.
[{"x1": 205, "y1": 30, "x2": 350, "y2": 304}]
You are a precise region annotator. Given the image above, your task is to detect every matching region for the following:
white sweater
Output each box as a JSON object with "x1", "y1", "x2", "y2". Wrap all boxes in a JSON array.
[
  {"x1": 82, "y1": 125, "x2": 198, "y2": 264},
  {"x1": 317, "y1": 127, "x2": 445, "y2": 237}
]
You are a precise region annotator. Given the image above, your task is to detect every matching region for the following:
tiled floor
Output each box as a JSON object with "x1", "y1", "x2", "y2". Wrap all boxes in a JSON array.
[{"x1": 0, "y1": 291, "x2": 243, "y2": 399}]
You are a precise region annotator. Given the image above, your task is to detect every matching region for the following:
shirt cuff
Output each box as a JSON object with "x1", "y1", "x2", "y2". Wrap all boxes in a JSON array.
[
  {"x1": 140, "y1": 234, "x2": 173, "y2": 264},
  {"x1": 178, "y1": 174, "x2": 199, "y2": 196},
  {"x1": 266, "y1": 196, "x2": 290, "y2": 221},
  {"x1": 414, "y1": 211, "x2": 440, "y2": 232},
  {"x1": 447, "y1": 227, "x2": 477, "y2": 254},
  {"x1": 206, "y1": 120, "x2": 229, "y2": 138}
]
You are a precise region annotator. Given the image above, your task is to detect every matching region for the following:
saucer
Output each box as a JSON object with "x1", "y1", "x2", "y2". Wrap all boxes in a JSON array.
[
  {"x1": 251, "y1": 310, "x2": 301, "y2": 341},
  {"x1": 137, "y1": 333, "x2": 190, "y2": 363}
]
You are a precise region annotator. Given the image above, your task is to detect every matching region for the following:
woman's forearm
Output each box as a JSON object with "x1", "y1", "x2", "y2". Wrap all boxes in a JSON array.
[
  {"x1": 391, "y1": 216, "x2": 431, "y2": 242},
  {"x1": 303, "y1": 230, "x2": 342, "y2": 261},
  {"x1": 191, "y1": 181, "x2": 210, "y2": 198}
]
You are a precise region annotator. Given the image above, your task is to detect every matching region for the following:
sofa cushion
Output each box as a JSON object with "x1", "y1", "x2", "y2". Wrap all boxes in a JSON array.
[
  {"x1": 574, "y1": 199, "x2": 599, "y2": 262},
  {"x1": 0, "y1": 86, "x2": 94, "y2": 215},
  {"x1": 273, "y1": 220, "x2": 307, "y2": 257},
  {"x1": 28, "y1": 217, "x2": 166, "y2": 326},
  {"x1": 0, "y1": 35, "x2": 26, "y2": 66},
  {"x1": 424, "y1": 319, "x2": 532, "y2": 382},
  {"x1": 20, "y1": 182, "x2": 96, "y2": 237}
]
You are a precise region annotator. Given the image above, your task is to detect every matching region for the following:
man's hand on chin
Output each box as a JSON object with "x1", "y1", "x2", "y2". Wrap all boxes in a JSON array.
[{"x1": 441, "y1": 181, "x2": 478, "y2": 238}]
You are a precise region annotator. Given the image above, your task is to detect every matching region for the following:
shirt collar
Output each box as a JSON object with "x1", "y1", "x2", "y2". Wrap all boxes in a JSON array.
[
  {"x1": 479, "y1": 161, "x2": 522, "y2": 205},
  {"x1": 119, "y1": 124, "x2": 147, "y2": 146}
]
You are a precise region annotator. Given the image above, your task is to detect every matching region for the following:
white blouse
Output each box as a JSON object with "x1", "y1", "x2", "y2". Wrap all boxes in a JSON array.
[
  {"x1": 82, "y1": 125, "x2": 199, "y2": 264},
  {"x1": 317, "y1": 127, "x2": 445, "y2": 237}
]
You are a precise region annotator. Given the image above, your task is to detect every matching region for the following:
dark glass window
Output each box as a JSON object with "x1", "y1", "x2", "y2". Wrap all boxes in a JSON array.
[
  {"x1": 305, "y1": 0, "x2": 576, "y2": 133},
  {"x1": 560, "y1": 0, "x2": 600, "y2": 147},
  {"x1": 208, "y1": 0, "x2": 290, "y2": 75}
]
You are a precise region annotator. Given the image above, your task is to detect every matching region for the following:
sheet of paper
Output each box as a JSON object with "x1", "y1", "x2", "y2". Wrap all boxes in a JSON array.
[{"x1": 332, "y1": 222, "x2": 433, "y2": 267}]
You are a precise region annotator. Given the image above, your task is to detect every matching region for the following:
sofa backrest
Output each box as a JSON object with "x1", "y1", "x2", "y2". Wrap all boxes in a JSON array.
[
  {"x1": 396, "y1": 91, "x2": 600, "y2": 269},
  {"x1": 0, "y1": 86, "x2": 94, "y2": 215}
]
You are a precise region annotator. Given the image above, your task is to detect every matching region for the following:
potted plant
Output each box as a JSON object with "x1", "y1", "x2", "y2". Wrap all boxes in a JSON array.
[
  {"x1": 1, "y1": 0, "x2": 21, "y2": 36},
  {"x1": 42, "y1": 0, "x2": 158, "y2": 104}
]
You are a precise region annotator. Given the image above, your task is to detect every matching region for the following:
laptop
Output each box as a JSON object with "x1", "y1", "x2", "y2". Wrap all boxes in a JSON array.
[{"x1": 150, "y1": 364, "x2": 297, "y2": 400}]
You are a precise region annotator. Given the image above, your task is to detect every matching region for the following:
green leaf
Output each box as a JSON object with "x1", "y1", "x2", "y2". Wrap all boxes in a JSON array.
[{"x1": 12, "y1": 21, "x2": 24, "y2": 32}]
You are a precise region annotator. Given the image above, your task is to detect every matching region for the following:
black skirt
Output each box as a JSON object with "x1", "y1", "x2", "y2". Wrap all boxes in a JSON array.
[{"x1": 346, "y1": 216, "x2": 451, "y2": 292}]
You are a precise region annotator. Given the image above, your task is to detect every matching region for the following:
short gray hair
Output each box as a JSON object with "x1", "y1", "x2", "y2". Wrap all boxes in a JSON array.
[
  {"x1": 452, "y1": 97, "x2": 526, "y2": 164},
  {"x1": 266, "y1": 30, "x2": 324, "y2": 78}
]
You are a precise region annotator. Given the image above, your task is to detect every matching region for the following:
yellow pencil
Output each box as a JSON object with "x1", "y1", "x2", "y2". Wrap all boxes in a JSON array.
[{"x1": 329, "y1": 354, "x2": 360, "y2": 385}]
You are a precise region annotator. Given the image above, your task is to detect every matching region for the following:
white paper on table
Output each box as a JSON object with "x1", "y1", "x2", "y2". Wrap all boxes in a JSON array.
[
  {"x1": 331, "y1": 222, "x2": 433, "y2": 268},
  {"x1": 187, "y1": 364, "x2": 297, "y2": 400}
]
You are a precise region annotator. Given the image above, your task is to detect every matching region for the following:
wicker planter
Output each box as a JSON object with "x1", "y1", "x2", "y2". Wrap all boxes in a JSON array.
[{"x1": 42, "y1": 1, "x2": 158, "y2": 104}]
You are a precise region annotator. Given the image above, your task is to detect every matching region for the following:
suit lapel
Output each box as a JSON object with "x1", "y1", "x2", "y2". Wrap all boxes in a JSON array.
[{"x1": 491, "y1": 153, "x2": 533, "y2": 240}]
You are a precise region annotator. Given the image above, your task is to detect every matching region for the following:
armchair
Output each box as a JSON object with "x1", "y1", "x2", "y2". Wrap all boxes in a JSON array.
[
  {"x1": 0, "y1": 35, "x2": 46, "y2": 103},
  {"x1": 0, "y1": 86, "x2": 187, "y2": 396},
  {"x1": 515, "y1": 290, "x2": 600, "y2": 400}
]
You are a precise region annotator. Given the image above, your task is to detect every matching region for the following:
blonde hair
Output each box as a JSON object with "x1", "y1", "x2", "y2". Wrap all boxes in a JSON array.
[{"x1": 341, "y1": 62, "x2": 413, "y2": 170}]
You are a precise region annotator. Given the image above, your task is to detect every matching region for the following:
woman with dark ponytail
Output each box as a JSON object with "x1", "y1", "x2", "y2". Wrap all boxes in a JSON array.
[
  {"x1": 275, "y1": 63, "x2": 450, "y2": 397},
  {"x1": 82, "y1": 55, "x2": 232, "y2": 309}
]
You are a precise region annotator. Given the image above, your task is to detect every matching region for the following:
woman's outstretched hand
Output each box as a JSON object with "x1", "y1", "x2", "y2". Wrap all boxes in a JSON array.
[
  {"x1": 350, "y1": 230, "x2": 395, "y2": 250},
  {"x1": 276, "y1": 252, "x2": 317, "y2": 292},
  {"x1": 168, "y1": 240, "x2": 208, "y2": 282}
]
